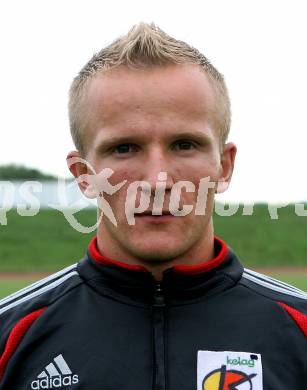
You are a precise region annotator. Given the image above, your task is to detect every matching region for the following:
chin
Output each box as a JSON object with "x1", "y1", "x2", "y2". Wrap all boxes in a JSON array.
[{"x1": 126, "y1": 234, "x2": 191, "y2": 262}]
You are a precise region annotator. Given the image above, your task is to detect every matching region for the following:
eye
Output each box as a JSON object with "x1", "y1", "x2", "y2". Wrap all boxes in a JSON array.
[
  {"x1": 113, "y1": 143, "x2": 138, "y2": 154},
  {"x1": 173, "y1": 140, "x2": 197, "y2": 151}
]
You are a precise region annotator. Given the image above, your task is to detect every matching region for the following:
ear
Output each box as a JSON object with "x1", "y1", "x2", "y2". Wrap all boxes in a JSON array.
[
  {"x1": 66, "y1": 150, "x2": 97, "y2": 199},
  {"x1": 216, "y1": 142, "x2": 237, "y2": 194}
]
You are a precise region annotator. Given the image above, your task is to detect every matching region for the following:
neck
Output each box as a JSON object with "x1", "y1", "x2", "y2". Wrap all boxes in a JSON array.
[{"x1": 96, "y1": 222, "x2": 216, "y2": 281}]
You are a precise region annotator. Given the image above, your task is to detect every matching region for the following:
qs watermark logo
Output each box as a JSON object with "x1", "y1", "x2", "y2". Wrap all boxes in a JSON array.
[
  {"x1": 59, "y1": 156, "x2": 217, "y2": 232},
  {"x1": 1, "y1": 156, "x2": 307, "y2": 233}
]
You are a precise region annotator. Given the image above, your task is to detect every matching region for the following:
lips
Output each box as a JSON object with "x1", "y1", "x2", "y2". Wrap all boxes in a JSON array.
[{"x1": 137, "y1": 211, "x2": 171, "y2": 216}]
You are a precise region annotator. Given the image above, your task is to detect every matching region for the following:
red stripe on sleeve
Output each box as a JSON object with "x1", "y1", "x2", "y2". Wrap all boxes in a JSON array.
[
  {"x1": 0, "y1": 307, "x2": 47, "y2": 379},
  {"x1": 278, "y1": 301, "x2": 307, "y2": 337}
]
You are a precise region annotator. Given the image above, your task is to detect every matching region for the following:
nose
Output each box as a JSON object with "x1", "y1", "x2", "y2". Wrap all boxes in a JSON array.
[{"x1": 140, "y1": 146, "x2": 174, "y2": 191}]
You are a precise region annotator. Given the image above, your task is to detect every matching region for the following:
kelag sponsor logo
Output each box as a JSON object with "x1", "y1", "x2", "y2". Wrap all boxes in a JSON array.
[
  {"x1": 202, "y1": 364, "x2": 256, "y2": 389},
  {"x1": 197, "y1": 351, "x2": 263, "y2": 390}
]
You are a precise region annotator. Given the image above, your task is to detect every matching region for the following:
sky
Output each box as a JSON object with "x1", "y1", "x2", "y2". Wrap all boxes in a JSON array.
[{"x1": 1, "y1": 0, "x2": 306, "y2": 203}]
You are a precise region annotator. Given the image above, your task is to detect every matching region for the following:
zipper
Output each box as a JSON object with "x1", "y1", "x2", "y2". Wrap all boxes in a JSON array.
[
  {"x1": 154, "y1": 283, "x2": 165, "y2": 307},
  {"x1": 152, "y1": 282, "x2": 166, "y2": 390}
]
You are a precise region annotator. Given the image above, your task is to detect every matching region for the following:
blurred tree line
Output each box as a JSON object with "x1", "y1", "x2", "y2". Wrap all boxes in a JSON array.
[{"x1": 0, "y1": 164, "x2": 57, "y2": 181}]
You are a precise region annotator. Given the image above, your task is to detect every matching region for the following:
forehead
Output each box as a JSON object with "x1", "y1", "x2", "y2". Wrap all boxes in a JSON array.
[{"x1": 84, "y1": 64, "x2": 216, "y2": 139}]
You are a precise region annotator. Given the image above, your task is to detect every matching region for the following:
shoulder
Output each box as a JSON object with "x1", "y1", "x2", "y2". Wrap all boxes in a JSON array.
[
  {"x1": 240, "y1": 267, "x2": 307, "y2": 304},
  {"x1": 0, "y1": 263, "x2": 83, "y2": 381},
  {"x1": 239, "y1": 267, "x2": 307, "y2": 336},
  {"x1": 0, "y1": 263, "x2": 82, "y2": 346},
  {"x1": 0, "y1": 263, "x2": 81, "y2": 316}
]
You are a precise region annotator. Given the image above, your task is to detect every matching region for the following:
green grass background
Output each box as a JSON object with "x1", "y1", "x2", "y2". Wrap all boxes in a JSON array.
[{"x1": 0, "y1": 204, "x2": 307, "y2": 298}]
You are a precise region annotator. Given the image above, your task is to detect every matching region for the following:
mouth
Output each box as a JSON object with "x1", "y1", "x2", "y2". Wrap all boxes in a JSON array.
[
  {"x1": 137, "y1": 210, "x2": 171, "y2": 216},
  {"x1": 135, "y1": 210, "x2": 175, "y2": 223}
]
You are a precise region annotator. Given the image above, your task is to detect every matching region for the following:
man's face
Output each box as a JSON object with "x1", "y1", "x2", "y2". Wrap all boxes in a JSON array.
[{"x1": 74, "y1": 64, "x2": 235, "y2": 262}]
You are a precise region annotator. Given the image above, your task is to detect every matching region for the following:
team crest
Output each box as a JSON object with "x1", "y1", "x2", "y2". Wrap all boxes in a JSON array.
[{"x1": 197, "y1": 351, "x2": 263, "y2": 390}]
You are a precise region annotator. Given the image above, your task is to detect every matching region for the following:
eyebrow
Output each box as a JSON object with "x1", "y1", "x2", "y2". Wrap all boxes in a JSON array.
[{"x1": 94, "y1": 130, "x2": 213, "y2": 152}]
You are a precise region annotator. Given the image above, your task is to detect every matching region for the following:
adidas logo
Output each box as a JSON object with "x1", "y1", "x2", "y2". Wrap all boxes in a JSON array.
[{"x1": 31, "y1": 354, "x2": 79, "y2": 389}]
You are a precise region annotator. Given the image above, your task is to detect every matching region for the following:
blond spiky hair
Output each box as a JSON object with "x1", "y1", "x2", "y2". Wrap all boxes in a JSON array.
[{"x1": 68, "y1": 22, "x2": 231, "y2": 156}]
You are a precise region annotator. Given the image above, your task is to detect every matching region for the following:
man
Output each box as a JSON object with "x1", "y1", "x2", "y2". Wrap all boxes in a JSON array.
[{"x1": 0, "y1": 23, "x2": 306, "y2": 390}]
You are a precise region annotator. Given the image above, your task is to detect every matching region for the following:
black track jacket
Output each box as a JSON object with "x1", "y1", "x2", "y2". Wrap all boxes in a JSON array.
[{"x1": 0, "y1": 236, "x2": 307, "y2": 390}]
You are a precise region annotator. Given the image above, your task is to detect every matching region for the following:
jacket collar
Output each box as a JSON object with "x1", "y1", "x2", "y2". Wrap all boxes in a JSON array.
[
  {"x1": 88, "y1": 236, "x2": 228, "y2": 275},
  {"x1": 77, "y1": 235, "x2": 243, "y2": 305}
]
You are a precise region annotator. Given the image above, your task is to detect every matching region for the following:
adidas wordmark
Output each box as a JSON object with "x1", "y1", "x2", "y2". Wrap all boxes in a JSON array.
[{"x1": 31, "y1": 354, "x2": 79, "y2": 389}]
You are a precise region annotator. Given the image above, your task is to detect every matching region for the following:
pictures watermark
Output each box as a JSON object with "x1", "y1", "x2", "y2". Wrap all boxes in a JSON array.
[{"x1": 1, "y1": 157, "x2": 307, "y2": 233}]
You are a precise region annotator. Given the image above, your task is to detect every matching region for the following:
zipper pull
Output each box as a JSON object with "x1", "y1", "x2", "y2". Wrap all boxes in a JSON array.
[{"x1": 154, "y1": 282, "x2": 165, "y2": 307}]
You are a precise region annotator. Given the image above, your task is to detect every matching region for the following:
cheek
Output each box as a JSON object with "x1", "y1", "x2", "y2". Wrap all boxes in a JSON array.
[
  {"x1": 108, "y1": 170, "x2": 131, "y2": 184},
  {"x1": 103, "y1": 167, "x2": 136, "y2": 195},
  {"x1": 175, "y1": 155, "x2": 220, "y2": 180},
  {"x1": 178, "y1": 174, "x2": 216, "y2": 213},
  {"x1": 104, "y1": 170, "x2": 141, "y2": 212}
]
